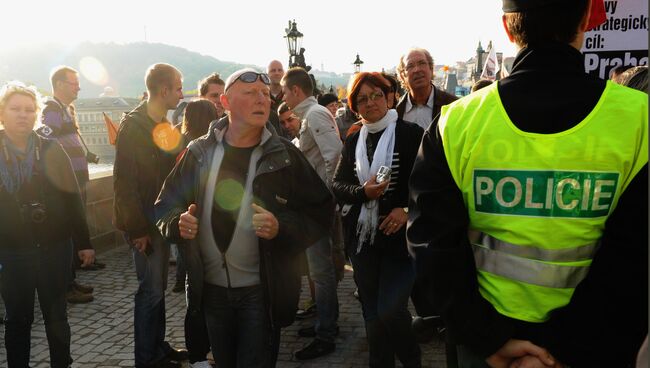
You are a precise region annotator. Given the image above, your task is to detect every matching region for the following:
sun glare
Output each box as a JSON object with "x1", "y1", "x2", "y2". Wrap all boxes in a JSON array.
[
  {"x1": 152, "y1": 123, "x2": 182, "y2": 153},
  {"x1": 80, "y1": 57, "x2": 109, "y2": 86}
]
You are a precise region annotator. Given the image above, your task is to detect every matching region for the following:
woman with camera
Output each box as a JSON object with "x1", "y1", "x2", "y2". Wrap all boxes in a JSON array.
[
  {"x1": 332, "y1": 72, "x2": 423, "y2": 367},
  {"x1": 0, "y1": 82, "x2": 94, "y2": 367}
]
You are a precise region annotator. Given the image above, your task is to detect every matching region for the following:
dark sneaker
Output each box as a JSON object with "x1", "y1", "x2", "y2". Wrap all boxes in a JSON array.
[
  {"x1": 172, "y1": 280, "x2": 185, "y2": 293},
  {"x1": 66, "y1": 289, "x2": 93, "y2": 304},
  {"x1": 93, "y1": 261, "x2": 107, "y2": 269},
  {"x1": 298, "y1": 325, "x2": 340, "y2": 338},
  {"x1": 295, "y1": 300, "x2": 317, "y2": 320},
  {"x1": 294, "y1": 338, "x2": 335, "y2": 360},
  {"x1": 72, "y1": 280, "x2": 94, "y2": 294},
  {"x1": 166, "y1": 348, "x2": 189, "y2": 362}
]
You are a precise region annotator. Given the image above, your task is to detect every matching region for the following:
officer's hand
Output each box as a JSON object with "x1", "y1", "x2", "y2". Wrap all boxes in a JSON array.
[
  {"x1": 509, "y1": 355, "x2": 564, "y2": 368},
  {"x1": 486, "y1": 339, "x2": 555, "y2": 368}
]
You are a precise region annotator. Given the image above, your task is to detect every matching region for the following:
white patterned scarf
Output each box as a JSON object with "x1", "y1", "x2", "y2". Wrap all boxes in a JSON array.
[{"x1": 354, "y1": 109, "x2": 397, "y2": 253}]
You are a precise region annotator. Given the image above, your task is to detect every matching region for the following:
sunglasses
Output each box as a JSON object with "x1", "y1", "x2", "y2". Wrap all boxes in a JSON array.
[{"x1": 226, "y1": 72, "x2": 271, "y2": 91}]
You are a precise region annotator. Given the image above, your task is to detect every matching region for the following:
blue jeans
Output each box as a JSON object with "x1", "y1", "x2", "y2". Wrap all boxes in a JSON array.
[
  {"x1": 131, "y1": 231, "x2": 172, "y2": 367},
  {"x1": 351, "y1": 244, "x2": 421, "y2": 368},
  {"x1": 173, "y1": 244, "x2": 187, "y2": 284},
  {"x1": 305, "y1": 236, "x2": 339, "y2": 342},
  {"x1": 202, "y1": 283, "x2": 276, "y2": 368},
  {"x1": 0, "y1": 239, "x2": 73, "y2": 368}
]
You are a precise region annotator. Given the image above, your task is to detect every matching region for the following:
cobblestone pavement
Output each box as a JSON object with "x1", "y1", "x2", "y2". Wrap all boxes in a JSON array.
[{"x1": 0, "y1": 245, "x2": 448, "y2": 367}]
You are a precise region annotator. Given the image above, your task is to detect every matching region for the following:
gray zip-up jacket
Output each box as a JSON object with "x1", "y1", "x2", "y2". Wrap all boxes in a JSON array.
[{"x1": 293, "y1": 96, "x2": 342, "y2": 186}]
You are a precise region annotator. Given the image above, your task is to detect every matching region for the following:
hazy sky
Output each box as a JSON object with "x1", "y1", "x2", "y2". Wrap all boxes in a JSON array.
[{"x1": 0, "y1": 0, "x2": 518, "y2": 73}]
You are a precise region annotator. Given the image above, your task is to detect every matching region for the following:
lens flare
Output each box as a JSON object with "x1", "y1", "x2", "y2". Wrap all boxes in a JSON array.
[
  {"x1": 215, "y1": 179, "x2": 244, "y2": 211},
  {"x1": 79, "y1": 56, "x2": 109, "y2": 86},
  {"x1": 152, "y1": 123, "x2": 182, "y2": 153}
]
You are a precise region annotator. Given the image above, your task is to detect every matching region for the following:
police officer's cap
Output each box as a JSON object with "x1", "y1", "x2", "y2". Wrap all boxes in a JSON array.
[{"x1": 503, "y1": 0, "x2": 564, "y2": 12}]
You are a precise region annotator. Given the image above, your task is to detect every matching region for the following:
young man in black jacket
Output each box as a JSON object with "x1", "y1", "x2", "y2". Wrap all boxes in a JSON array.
[
  {"x1": 155, "y1": 68, "x2": 334, "y2": 368},
  {"x1": 407, "y1": 1, "x2": 648, "y2": 367},
  {"x1": 113, "y1": 63, "x2": 188, "y2": 368}
]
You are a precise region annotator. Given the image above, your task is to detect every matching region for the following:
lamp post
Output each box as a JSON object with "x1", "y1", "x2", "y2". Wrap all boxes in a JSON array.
[
  {"x1": 284, "y1": 20, "x2": 304, "y2": 68},
  {"x1": 353, "y1": 53, "x2": 364, "y2": 73}
]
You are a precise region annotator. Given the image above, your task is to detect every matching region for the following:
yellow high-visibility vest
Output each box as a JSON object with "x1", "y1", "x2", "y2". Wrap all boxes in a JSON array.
[{"x1": 439, "y1": 81, "x2": 648, "y2": 322}]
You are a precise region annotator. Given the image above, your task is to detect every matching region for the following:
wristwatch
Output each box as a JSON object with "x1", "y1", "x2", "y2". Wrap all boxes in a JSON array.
[{"x1": 403, "y1": 207, "x2": 409, "y2": 214}]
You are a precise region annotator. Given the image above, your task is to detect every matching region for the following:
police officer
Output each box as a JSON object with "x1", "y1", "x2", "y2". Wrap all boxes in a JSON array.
[{"x1": 407, "y1": 1, "x2": 648, "y2": 367}]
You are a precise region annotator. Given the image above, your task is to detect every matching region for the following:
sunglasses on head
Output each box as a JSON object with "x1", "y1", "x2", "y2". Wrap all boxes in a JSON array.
[{"x1": 227, "y1": 72, "x2": 271, "y2": 91}]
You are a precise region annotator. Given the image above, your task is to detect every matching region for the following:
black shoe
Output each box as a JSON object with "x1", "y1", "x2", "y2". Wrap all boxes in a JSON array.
[
  {"x1": 298, "y1": 325, "x2": 340, "y2": 338},
  {"x1": 93, "y1": 261, "x2": 107, "y2": 269},
  {"x1": 166, "y1": 348, "x2": 189, "y2": 362},
  {"x1": 294, "y1": 338, "x2": 335, "y2": 360},
  {"x1": 66, "y1": 289, "x2": 94, "y2": 304},
  {"x1": 72, "y1": 280, "x2": 94, "y2": 294},
  {"x1": 79, "y1": 263, "x2": 103, "y2": 271},
  {"x1": 172, "y1": 280, "x2": 184, "y2": 293}
]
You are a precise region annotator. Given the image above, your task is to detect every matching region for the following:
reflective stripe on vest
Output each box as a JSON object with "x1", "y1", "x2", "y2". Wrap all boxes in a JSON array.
[
  {"x1": 480, "y1": 235, "x2": 598, "y2": 262},
  {"x1": 473, "y1": 235, "x2": 597, "y2": 289}
]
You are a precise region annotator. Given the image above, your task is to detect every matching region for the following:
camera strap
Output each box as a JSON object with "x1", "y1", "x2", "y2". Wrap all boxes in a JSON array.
[
  {"x1": 50, "y1": 97, "x2": 93, "y2": 155},
  {"x1": 1, "y1": 135, "x2": 45, "y2": 206}
]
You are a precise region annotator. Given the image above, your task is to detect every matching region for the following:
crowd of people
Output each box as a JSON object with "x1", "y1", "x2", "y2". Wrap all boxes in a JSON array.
[{"x1": 0, "y1": 0, "x2": 648, "y2": 367}]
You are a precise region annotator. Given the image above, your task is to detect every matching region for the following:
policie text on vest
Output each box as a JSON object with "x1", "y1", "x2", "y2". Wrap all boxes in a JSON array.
[{"x1": 473, "y1": 169, "x2": 619, "y2": 218}]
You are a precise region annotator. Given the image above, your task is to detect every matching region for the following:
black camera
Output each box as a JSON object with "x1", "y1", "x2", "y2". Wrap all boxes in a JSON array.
[
  {"x1": 85, "y1": 151, "x2": 100, "y2": 164},
  {"x1": 21, "y1": 202, "x2": 48, "y2": 224}
]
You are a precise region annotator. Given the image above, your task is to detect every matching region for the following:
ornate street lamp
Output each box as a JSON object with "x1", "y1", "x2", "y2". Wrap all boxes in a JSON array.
[
  {"x1": 284, "y1": 20, "x2": 304, "y2": 68},
  {"x1": 353, "y1": 53, "x2": 364, "y2": 73}
]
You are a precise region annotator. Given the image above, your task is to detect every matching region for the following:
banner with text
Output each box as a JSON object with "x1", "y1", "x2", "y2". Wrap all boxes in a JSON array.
[{"x1": 582, "y1": 0, "x2": 648, "y2": 79}]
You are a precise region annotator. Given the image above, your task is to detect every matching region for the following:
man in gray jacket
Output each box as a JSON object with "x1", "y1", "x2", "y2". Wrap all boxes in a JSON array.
[{"x1": 282, "y1": 67, "x2": 342, "y2": 360}]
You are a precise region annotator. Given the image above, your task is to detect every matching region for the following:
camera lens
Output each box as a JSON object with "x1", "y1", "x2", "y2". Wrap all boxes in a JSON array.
[{"x1": 31, "y1": 207, "x2": 47, "y2": 224}]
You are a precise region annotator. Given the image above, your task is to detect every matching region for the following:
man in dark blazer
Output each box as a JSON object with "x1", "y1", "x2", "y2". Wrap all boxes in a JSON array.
[
  {"x1": 396, "y1": 47, "x2": 457, "y2": 342},
  {"x1": 396, "y1": 48, "x2": 458, "y2": 130}
]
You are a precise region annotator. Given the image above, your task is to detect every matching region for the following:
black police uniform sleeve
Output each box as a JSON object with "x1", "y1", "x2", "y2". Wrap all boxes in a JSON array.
[
  {"x1": 407, "y1": 117, "x2": 515, "y2": 357},
  {"x1": 531, "y1": 164, "x2": 648, "y2": 367}
]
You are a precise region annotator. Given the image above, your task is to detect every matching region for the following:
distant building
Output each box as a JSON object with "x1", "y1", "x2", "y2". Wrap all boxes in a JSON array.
[
  {"x1": 75, "y1": 88, "x2": 139, "y2": 163},
  {"x1": 467, "y1": 41, "x2": 504, "y2": 82}
]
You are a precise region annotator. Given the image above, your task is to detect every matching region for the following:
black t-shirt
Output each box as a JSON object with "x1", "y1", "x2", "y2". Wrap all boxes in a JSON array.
[{"x1": 211, "y1": 141, "x2": 257, "y2": 253}]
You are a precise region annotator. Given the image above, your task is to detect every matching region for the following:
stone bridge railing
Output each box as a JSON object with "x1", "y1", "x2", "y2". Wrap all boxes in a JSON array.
[{"x1": 87, "y1": 170, "x2": 123, "y2": 253}]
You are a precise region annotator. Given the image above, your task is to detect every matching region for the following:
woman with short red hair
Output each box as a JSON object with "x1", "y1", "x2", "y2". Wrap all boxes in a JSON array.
[{"x1": 332, "y1": 72, "x2": 423, "y2": 367}]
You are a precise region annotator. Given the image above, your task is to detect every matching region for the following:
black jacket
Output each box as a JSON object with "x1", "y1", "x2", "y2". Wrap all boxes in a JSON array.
[
  {"x1": 407, "y1": 43, "x2": 648, "y2": 367},
  {"x1": 395, "y1": 84, "x2": 458, "y2": 128},
  {"x1": 113, "y1": 102, "x2": 180, "y2": 238},
  {"x1": 155, "y1": 117, "x2": 334, "y2": 328},
  {"x1": 332, "y1": 119, "x2": 423, "y2": 256},
  {"x1": 0, "y1": 132, "x2": 91, "y2": 250}
]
